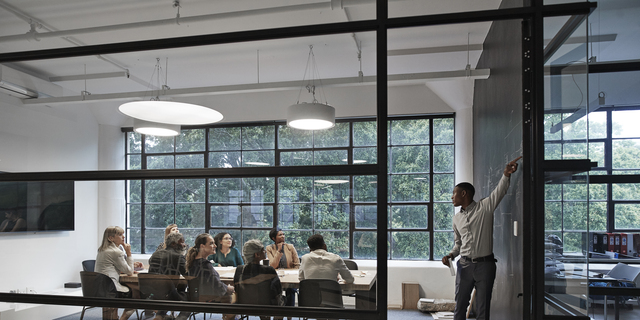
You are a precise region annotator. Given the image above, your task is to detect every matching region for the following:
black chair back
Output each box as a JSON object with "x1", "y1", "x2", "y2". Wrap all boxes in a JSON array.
[
  {"x1": 80, "y1": 271, "x2": 118, "y2": 298},
  {"x1": 236, "y1": 276, "x2": 277, "y2": 306},
  {"x1": 343, "y1": 259, "x2": 358, "y2": 271},
  {"x1": 298, "y1": 279, "x2": 343, "y2": 308},
  {"x1": 82, "y1": 260, "x2": 96, "y2": 272},
  {"x1": 138, "y1": 273, "x2": 183, "y2": 301}
]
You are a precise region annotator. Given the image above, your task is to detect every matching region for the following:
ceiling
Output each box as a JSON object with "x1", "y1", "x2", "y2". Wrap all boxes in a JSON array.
[{"x1": 1, "y1": 0, "x2": 637, "y2": 127}]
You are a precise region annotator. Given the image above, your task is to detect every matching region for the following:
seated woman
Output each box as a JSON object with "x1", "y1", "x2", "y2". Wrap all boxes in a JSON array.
[
  {"x1": 0, "y1": 210, "x2": 26, "y2": 232},
  {"x1": 266, "y1": 227, "x2": 300, "y2": 306},
  {"x1": 208, "y1": 232, "x2": 244, "y2": 267},
  {"x1": 156, "y1": 223, "x2": 179, "y2": 251},
  {"x1": 234, "y1": 240, "x2": 284, "y2": 320},
  {"x1": 95, "y1": 226, "x2": 143, "y2": 320},
  {"x1": 186, "y1": 233, "x2": 235, "y2": 320}
]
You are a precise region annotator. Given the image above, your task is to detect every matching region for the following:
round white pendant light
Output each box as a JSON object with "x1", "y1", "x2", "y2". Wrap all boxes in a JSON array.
[
  {"x1": 119, "y1": 101, "x2": 223, "y2": 125},
  {"x1": 134, "y1": 119, "x2": 181, "y2": 136},
  {"x1": 287, "y1": 102, "x2": 335, "y2": 130}
]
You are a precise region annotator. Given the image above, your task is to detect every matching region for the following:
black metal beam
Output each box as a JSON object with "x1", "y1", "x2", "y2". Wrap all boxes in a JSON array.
[
  {"x1": 0, "y1": 165, "x2": 378, "y2": 182},
  {"x1": 589, "y1": 174, "x2": 640, "y2": 184},
  {"x1": 589, "y1": 60, "x2": 640, "y2": 74}
]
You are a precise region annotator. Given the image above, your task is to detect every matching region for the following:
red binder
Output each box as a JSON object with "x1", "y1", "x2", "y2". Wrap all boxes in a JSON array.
[
  {"x1": 620, "y1": 233, "x2": 628, "y2": 255},
  {"x1": 607, "y1": 233, "x2": 615, "y2": 252}
]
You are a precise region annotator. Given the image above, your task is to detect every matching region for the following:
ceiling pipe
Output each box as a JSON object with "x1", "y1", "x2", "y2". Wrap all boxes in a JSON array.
[
  {"x1": 0, "y1": 0, "x2": 409, "y2": 44},
  {"x1": 22, "y1": 69, "x2": 490, "y2": 106}
]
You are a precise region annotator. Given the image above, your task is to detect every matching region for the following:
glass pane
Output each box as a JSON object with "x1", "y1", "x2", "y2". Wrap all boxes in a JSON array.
[
  {"x1": 314, "y1": 203, "x2": 349, "y2": 230},
  {"x1": 355, "y1": 205, "x2": 377, "y2": 228},
  {"x1": 147, "y1": 155, "x2": 174, "y2": 169},
  {"x1": 353, "y1": 175, "x2": 377, "y2": 202},
  {"x1": 176, "y1": 154, "x2": 204, "y2": 168},
  {"x1": 544, "y1": 143, "x2": 562, "y2": 160},
  {"x1": 128, "y1": 204, "x2": 141, "y2": 228},
  {"x1": 563, "y1": 232, "x2": 587, "y2": 254},
  {"x1": 146, "y1": 180, "x2": 174, "y2": 202},
  {"x1": 278, "y1": 177, "x2": 313, "y2": 202},
  {"x1": 433, "y1": 174, "x2": 454, "y2": 202},
  {"x1": 242, "y1": 205, "x2": 273, "y2": 227},
  {"x1": 589, "y1": 201, "x2": 607, "y2": 231},
  {"x1": 613, "y1": 110, "x2": 640, "y2": 138},
  {"x1": 210, "y1": 205, "x2": 241, "y2": 227},
  {"x1": 145, "y1": 204, "x2": 175, "y2": 228},
  {"x1": 208, "y1": 178, "x2": 242, "y2": 203},
  {"x1": 545, "y1": 184, "x2": 562, "y2": 201},
  {"x1": 544, "y1": 113, "x2": 562, "y2": 141},
  {"x1": 563, "y1": 202, "x2": 588, "y2": 230},
  {"x1": 434, "y1": 202, "x2": 454, "y2": 231},
  {"x1": 182, "y1": 228, "x2": 205, "y2": 250},
  {"x1": 176, "y1": 129, "x2": 205, "y2": 152},
  {"x1": 562, "y1": 113, "x2": 588, "y2": 140},
  {"x1": 314, "y1": 149, "x2": 348, "y2": 165},
  {"x1": 314, "y1": 122, "x2": 349, "y2": 148},
  {"x1": 433, "y1": 118, "x2": 454, "y2": 144},
  {"x1": 322, "y1": 231, "x2": 349, "y2": 258},
  {"x1": 588, "y1": 111, "x2": 606, "y2": 139},
  {"x1": 128, "y1": 227, "x2": 141, "y2": 253},
  {"x1": 390, "y1": 0, "x2": 511, "y2": 17},
  {"x1": 176, "y1": 203, "x2": 205, "y2": 228},
  {"x1": 278, "y1": 125, "x2": 312, "y2": 149},
  {"x1": 127, "y1": 155, "x2": 141, "y2": 170},
  {"x1": 243, "y1": 177, "x2": 275, "y2": 203},
  {"x1": 127, "y1": 131, "x2": 142, "y2": 153},
  {"x1": 391, "y1": 205, "x2": 428, "y2": 229},
  {"x1": 243, "y1": 125, "x2": 275, "y2": 150},
  {"x1": 563, "y1": 142, "x2": 587, "y2": 159},
  {"x1": 280, "y1": 151, "x2": 313, "y2": 166},
  {"x1": 391, "y1": 119, "x2": 429, "y2": 145},
  {"x1": 175, "y1": 179, "x2": 205, "y2": 202},
  {"x1": 353, "y1": 231, "x2": 378, "y2": 259},
  {"x1": 128, "y1": 180, "x2": 142, "y2": 203},
  {"x1": 353, "y1": 121, "x2": 377, "y2": 147},
  {"x1": 390, "y1": 146, "x2": 429, "y2": 173},
  {"x1": 612, "y1": 183, "x2": 640, "y2": 200},
  {"x1": 243, "y1": 150, "x2": 274, "y2": 167},
  {"x1": 242, "y1": 230, "x2": 271, "y2": 248},
  {"x1": 145, "y1": 228, "x2": 165, "y2": 253},
  {"x1": 353, "y1": 147, "x2": 377, "y2": 165},
  {"x1": 589, "y1": 183, "x2": 607, "y2": 201},
  {"x1": 545, "y1": 202, "x2": 562, "y2": 231},
  {"x1": 613, "y1": 139, "x2": 640, "y2": 169},
  {"x1": 314, "y1": 176, "x2": 349, "y2": 202},
  {"x1": 145, "y1": 135, "x2": 174, "y2": 153},
  {"x1": 284, "y1": 230, "x2": 313, "y2": 256},
  {"x1": 434, "y1": 232, "x2": 454, "y2": 259},
  {"x1": 278, "y1": 204, "x2": 312, "y2": 229},
  {"x1": 589, "y1": 142, "x2": 604, "y2": 167},
  {"x1": 390, "y1": 174, "x2": 429, "y2": 202},
  {"x1": 434, "y1": 145, "x2": 454, "y2": 172},
  {"x1": 563, "y1": 183, "x2": 587, "y2": 201},
  {"x1": 392, "y1": 231, "x2": 429, "y2": 260},
  {"x1": 209, "y1": 127, "x2": 241, "y2": 151},
  {"x1": 614, "y1": 204, "x2": 640, "y2": 229},
  {"x1": 209, "y1": 151, "x2": 242, "y2": 168}
]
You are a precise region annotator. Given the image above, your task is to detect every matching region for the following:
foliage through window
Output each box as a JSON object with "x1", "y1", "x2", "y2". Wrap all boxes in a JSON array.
[{"x1": 125, "y1": 116, "x2": 455, "y2": 260}]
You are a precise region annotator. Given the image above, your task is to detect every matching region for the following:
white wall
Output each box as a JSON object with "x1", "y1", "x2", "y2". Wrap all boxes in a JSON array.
[
  {"x1": 98, "y1": 124, "x2": 126, "y2": 234},
  {"x1": 0, "y1": 94, "x2": 100, "y2": 294}
]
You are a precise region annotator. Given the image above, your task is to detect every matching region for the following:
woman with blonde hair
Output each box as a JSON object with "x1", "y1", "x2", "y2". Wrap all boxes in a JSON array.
[{"x1": 95, "y1": 226, "x2": 142, "y2": 320}]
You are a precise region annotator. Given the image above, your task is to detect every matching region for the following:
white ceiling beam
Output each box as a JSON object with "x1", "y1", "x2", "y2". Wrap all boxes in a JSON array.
[
  {"x1": 22, "y1": 69, "x2": 490, "y2": 106},
  {"x1": 49, "y1": 71, "x2": 129, "y2": 82}
]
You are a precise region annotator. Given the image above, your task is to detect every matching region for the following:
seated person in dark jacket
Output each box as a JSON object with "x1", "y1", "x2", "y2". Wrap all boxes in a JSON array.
[
  {"x1": 186, "y1": 233, "x2": 235, "y2": 303},
  {"x1": 148, "y1": 232, "x2": 189, "y2": 320}
]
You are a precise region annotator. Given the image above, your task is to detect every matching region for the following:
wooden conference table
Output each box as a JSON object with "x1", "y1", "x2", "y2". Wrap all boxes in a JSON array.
[{"x1": 120, "y1": 267, "x2": 377, "y2": 310}]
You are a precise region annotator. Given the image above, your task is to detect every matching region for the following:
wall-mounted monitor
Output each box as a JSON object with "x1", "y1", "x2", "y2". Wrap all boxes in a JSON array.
[{"x1": 0, "y1": 181, "x2": 74, "y2": 233}]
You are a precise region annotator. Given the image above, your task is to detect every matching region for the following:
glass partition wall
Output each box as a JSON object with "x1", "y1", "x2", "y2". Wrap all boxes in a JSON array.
[{"x1": 0, "y1": 1, "x2": 608, "y2": 320}]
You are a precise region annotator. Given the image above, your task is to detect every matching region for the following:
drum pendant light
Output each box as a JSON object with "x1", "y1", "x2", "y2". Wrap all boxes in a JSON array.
[{"x1": 287, "y1": 46, "x2": 335, "y2": 130}]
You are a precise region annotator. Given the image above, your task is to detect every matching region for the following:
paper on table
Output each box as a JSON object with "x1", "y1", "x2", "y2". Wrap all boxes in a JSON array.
[{"x1": 448, "y1": 261, "x2": 456, "y2": 276}]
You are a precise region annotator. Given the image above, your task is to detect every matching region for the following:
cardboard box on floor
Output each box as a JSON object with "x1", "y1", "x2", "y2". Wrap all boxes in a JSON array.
[{"x1": 402, "y1": 282, "x2": 420, "y2": 309}]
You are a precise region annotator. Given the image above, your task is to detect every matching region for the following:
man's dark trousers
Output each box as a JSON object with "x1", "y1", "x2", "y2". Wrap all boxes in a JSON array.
[{"x1": 454, "y1": 256, "x2": 497, "y2": 320}]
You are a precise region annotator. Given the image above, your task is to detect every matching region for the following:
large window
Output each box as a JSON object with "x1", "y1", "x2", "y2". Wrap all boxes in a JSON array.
[
  {"x1": 544, "y1": 106, "x2": 640, "y2": 254},
  {"x1": 125, "y1": 115, "x2": 455, "y2": 260}
]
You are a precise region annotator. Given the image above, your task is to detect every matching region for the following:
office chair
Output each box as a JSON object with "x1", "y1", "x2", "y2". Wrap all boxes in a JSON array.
[
  {"x1": 82, "y1": 259, "x2": 96, "y2": 272},
  {"x1": 79, "y1": 271, "x2": 139, "y2": 320},
  {"x1": 343, "y1": 260, "x2": 358, "y2": 271},
  {"x1": 138, "y1": 273, "x2": 187, "y2": 320},
  {"x1": 298, "y1": 279, "x2": 344, "y2": 309}
]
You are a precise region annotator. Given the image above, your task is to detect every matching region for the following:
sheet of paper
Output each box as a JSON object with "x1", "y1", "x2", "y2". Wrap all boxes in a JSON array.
[{"x1": 448, "y1": 261, "x2": 456, "y2": 276}]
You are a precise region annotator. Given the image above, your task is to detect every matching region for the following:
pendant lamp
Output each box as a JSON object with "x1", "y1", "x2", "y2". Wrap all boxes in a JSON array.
[{"x1": 287, "y1": 46, "x2": 335, "y2": 130}]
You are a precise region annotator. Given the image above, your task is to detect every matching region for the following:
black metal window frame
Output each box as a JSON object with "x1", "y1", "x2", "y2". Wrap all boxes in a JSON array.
[{"x1": 124, "y1": 114, "x2": 455, "y2": 260}]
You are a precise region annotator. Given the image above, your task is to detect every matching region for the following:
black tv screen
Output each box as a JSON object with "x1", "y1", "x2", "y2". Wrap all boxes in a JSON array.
[{"x1": 0, "y1": 181, "x2": 74, "y2": 232}]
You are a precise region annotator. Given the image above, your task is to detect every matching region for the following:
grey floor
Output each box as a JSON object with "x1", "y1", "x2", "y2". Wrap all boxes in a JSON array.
[{"x1": 54, "y1": 308, "x2": 434, "y2": 320}]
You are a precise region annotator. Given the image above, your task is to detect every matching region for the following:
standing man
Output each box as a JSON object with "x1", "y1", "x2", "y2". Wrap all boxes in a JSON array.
[{"x1": 442, "y1": 156, "x2": 521, "y2": 320}]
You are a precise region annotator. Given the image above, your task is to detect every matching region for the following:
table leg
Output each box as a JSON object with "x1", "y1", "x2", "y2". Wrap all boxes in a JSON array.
[{"x1": 355, "y1": 282, "x2": 376, "y2": 310}]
